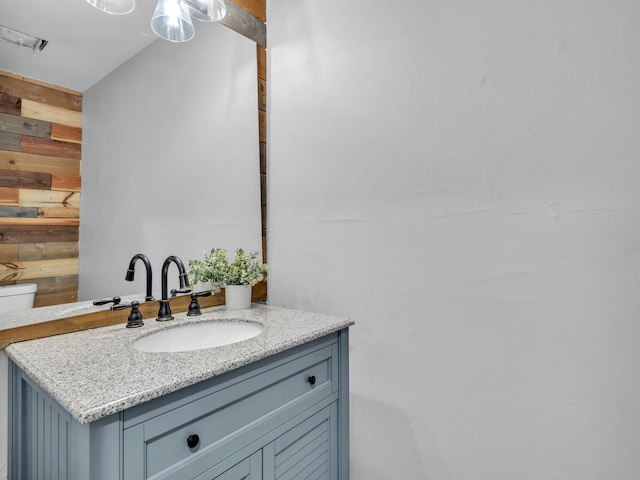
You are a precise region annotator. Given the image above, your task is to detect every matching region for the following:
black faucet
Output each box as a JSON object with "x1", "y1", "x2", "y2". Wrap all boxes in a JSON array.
[
  {"x1": 157, "y1": 255, "x2": 191, "y2": 321},
  {"x1": 125, "y1": 253, "x2": 154, "y2": 301}
]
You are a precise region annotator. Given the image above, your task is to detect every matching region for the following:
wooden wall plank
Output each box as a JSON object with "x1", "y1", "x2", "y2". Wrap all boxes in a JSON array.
[
  {"x1": 19, "y1": 242, "x2": 79, "y2": 261},
  {"x1": 18, "y1": 275, "x2": 79, "y2": 296},
  {"x1": 21, "y1": 135, "x2": 82, "y2": 160},
  {"x1": 0, "y1": 93, "x2": 21, "y2": 116},
  {"x1": 233, "y1": 0, "x2": 266, "y2": 22},
  {"x1": 0, "y1": 258, "x2": 79, "y2": 282},
  {"x1": 0, "y1": 226, "x2": 79, "y2": 244},
  {"x1": 21, "y1": 99, "x2": 82, "y2": 128},
  {"x1": 0, "y1": 206, "x2": 38, "y2": 218},
  {"x1": 0, "y1": 112, "x2": 51, "y2": 138},
  {"x1": 0, "y1": 188, "x2": 19, "y2": 206},
  {"x1": 51, "y1": 174, "x2": 81, "y2": 192},
  {"x1": 38, "y1": 207, "x2": 80, "y2": 219},
  {"x1": 33, "y1": 291, "x2": 78, "y2": 307},
  {"x1": 1, "y1": 72, "x2": 81, "y2": 307},
  {"x1": 19, "y1": 190, "x2": 80, "y2": 208},
  {"x1": 0, "y1": 132, "x2": 20, "y2": 151},
  {"x1": 0, "y1": 151, "x2": 81, "y2": 176},
  {"x1": 0, "y1": 73, "x2": 82, "y2": 112},
  {"x1": 0, "y1": 244, "x2": 18, "y2": 261},
  {"x1": 0, "y1": 218, "x2": 79, "y2": 227},
  {"x1": 50, "y1": 123, "x2": 82, "y2": 144},
  {"x1": 0, "y1": 169, "x2": 51, "y2": 190}
]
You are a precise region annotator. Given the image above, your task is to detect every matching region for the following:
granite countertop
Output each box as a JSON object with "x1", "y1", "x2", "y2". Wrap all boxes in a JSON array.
[
  {"x1": 5, "y1": 304, "x2": 353, "y2": 424},
  {"x1": 0, "y1": 294, "x2": 148, "y2": 331}
]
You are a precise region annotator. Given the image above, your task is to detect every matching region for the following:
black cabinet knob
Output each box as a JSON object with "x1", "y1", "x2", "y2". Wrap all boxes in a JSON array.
[
  {"x1": 307, "y1": 375, "x2": 316, "y2": 386},
  {"x1": 187, "y1": 434, "x2": 200, "y2": 449}
]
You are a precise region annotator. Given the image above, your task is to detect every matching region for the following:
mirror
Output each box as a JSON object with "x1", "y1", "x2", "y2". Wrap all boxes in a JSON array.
[
  {"x1": 78, "y1": 22, "x2": 262, "y2": 301},
  {"x1": 0, "y1": 15, "x2": 262, "y2": 323}
]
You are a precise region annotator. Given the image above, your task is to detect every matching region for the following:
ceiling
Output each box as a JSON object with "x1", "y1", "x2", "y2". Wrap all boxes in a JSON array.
[{"x1": 0, "y1": 0, "x2": 160, "y2": 92}]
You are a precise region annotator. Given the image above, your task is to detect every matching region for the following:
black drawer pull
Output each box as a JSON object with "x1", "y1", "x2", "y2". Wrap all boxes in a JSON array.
[
  {"x1": 307, "y1": 375, "x2": 316, "y2": 386},
  {"x1": 187, "y1": 434, "x2": 200, "y2": 449}
]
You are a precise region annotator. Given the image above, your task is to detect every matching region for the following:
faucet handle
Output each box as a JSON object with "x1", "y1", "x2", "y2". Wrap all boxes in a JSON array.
[
  {"x1": 93, "y1": 296, "x2": 121, "y2": 306},
  {"x1": 113, "y1": 300, "x2": 144, "y2": 328},
  {"x1": 170, "y1": 287, "x2": 192, "y2": 297},
  {"x1": 187, "y1": 291, "x2": 212, "y2": 316}
]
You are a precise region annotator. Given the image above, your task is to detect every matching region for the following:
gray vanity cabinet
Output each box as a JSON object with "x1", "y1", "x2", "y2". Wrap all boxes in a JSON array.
[{"x1": 9, "y1": 331, "x2": 349, "y2": 480}]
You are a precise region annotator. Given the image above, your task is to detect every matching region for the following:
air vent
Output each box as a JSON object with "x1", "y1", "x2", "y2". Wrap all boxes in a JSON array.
[{"x1": 0, "y1": 24, "x2": 48, "y2": 52}]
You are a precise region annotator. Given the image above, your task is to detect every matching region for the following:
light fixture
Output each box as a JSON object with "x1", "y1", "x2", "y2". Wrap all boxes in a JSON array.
[
  {"x1": 88, "y1": 0, "x2": 226, "y2": 42},
  {"x1": 180, "y1": 0, "x2": 226, "y2": 22},
  {"x1": 0, "y1": 24, "x2": 48, "y2": 52},
  {"x1": 151, "y1": 0, "x2": 195, "y2": 42},
  {"x1": 86, "y1": 0, "x2": 136, "y2": 15}
]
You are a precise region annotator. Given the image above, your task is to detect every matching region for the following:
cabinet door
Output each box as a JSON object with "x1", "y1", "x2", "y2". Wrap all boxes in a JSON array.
[
  {"x1": 263, "y1": 403, "x2": 338, "y2": 480},
  {"x1": 197, "y1": 451, "x2": 262, "y2": 480}
]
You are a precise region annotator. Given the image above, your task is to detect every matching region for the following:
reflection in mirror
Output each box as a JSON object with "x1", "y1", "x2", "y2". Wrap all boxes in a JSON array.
[
  {"x1": 79, "y1": 21, "x2": 261, "y2": 301},
  {"x1": 0, "y1": 21, "x2": 260, "y2": 317}
]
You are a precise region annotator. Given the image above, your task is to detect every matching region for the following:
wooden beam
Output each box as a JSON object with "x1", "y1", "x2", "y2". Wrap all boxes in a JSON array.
[{"x1": 220, "y1": 1, "x2": 266, "y2": 47}]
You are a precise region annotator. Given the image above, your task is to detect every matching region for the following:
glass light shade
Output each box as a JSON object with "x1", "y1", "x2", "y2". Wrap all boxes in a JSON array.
[
  {"x1": 151, "y1": 0, "x2": 195, "y2": 42},
  {"x1": 180, "y1": 0, "x2": 226, "y2": 22},
  {"x1": 86, "y1": 0, "x2": 135, "y2": 15}
]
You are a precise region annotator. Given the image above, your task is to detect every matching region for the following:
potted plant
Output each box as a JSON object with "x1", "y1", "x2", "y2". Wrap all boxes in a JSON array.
[
  {"x1": 188, "y1": 248, "x2": 268, "y2": 309},
  {"x1": 187, "y1": 248, "x2": 229, "y2": 294}
]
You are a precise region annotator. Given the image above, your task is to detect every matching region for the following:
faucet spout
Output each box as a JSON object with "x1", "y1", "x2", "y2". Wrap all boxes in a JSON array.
[
  {"x1": 125, "y1": 253, "x2": 154, "y2": 301},
  {"x1": 157, "y1": 255, "x2": 191, "y2": 321}
]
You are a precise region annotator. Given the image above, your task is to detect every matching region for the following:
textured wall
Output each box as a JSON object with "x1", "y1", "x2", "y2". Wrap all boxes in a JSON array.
[{"x1": 267, "y1": 1, "x2": 640, "y2": 478}]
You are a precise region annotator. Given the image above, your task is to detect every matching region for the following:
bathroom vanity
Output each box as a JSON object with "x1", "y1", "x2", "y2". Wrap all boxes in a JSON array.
[{"x1": 5, "y1": 305, "x2": 353, "y2": 480}]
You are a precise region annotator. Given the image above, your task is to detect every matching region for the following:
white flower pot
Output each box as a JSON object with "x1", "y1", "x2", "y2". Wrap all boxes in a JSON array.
[
  {"x1": 194, "y1": 281, "x2": 213, "y2": 292},
  {"x1": 225, "y1": 285, "x2": 252, "y2": 310}
]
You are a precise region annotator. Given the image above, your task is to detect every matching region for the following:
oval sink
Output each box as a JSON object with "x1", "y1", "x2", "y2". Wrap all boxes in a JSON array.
[{"x1": 132, "y1": 321, "x2": 264, "y2": 353}]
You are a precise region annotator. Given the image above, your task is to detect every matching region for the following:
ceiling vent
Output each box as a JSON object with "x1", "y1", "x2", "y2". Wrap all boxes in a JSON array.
[{"x1": 0, "y1": 24, "x2": 48, "y2": 52}]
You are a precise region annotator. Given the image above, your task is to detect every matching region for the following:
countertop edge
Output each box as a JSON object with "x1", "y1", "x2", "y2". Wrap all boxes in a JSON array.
[{"x1": 6, "y1": 305, "x2": 354, "y2": 424}]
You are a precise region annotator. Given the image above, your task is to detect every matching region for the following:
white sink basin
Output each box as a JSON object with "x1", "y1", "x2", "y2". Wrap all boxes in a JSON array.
[{"x1": 133, "y1": 321, "x2": 264, "y2": 353}]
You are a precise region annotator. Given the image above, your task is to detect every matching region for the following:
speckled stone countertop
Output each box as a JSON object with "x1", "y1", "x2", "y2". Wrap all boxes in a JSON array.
[
  {"x1": 5, "y1": 304, "x2": 353, "y2": 424},
  {"x1": 0, "y1": 294, "x2": 147, "y2": 330}
]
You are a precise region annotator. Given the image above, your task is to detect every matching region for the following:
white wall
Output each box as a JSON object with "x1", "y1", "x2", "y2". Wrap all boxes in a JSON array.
[
  {"x1": 80, "y1": 22, "x2": 261, "y2": 300},
  {"x1": 267, "y1": 1, "x2": 640, "y2": 478}
]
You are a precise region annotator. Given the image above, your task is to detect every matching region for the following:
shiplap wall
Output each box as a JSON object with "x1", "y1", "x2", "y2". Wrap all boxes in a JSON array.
[{"x1": 0, "y1": 71, "x2": 81, "y2": 307}]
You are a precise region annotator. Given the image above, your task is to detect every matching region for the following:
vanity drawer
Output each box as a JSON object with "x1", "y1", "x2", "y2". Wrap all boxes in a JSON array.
[{"x1": 123, "y1": 341, "x2": 339, "y2": 479}]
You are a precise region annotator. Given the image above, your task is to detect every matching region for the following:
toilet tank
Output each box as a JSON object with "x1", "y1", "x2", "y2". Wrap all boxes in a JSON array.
[{"x1": 0, "y1": 283, "x2": 38, "y2": 313}]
